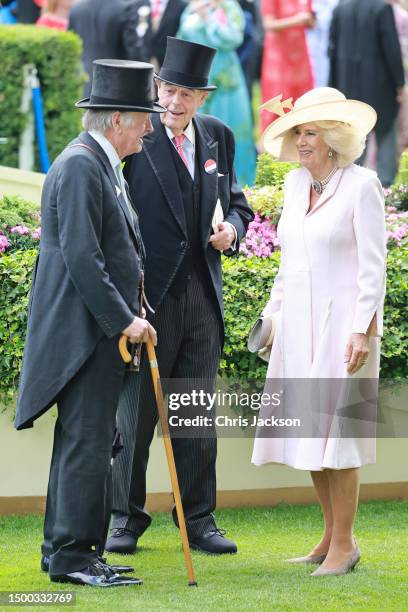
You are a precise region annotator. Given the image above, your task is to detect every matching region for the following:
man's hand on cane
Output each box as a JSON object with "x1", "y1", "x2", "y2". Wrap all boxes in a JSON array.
[{"x1": 122, "y1": 317, "x2": 157, "y2": 345}]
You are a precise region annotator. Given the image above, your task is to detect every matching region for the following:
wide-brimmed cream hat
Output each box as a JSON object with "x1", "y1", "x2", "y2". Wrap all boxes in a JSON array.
[{"x1": 262, "y1": 87, "x2": 377, "y2": 161}]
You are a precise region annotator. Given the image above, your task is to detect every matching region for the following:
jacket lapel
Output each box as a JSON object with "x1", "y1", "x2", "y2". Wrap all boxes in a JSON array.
[
  {"x1": 77, "y1": 133, "x2": 141, "y2": 245},
  {"x1": 143, "y1": 117, "x2": 187, "y2": 237},
  {"x1": 194, "y1": 115, "x2": 218, "y2": 245}
]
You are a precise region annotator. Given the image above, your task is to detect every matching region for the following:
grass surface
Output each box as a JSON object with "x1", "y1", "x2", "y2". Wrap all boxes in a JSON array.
[{"x1": 0, "y1": 501, "x2": 407, "y2": 611}]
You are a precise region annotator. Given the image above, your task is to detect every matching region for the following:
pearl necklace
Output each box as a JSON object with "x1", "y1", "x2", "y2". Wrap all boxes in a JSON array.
[{"x1": 312, "y1": 166, "x2": 338, "y2": 194}]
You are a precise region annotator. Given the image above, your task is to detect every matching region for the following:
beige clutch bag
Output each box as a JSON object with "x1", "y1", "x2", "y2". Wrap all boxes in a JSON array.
[{"x1": 247, "y1": 313, "x2": 279, "y2": 362}]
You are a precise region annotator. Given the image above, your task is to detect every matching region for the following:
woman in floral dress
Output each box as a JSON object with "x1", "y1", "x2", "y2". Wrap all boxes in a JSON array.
[{"x1": 177, "y1": 0, "x2": 257, "y2": 186}]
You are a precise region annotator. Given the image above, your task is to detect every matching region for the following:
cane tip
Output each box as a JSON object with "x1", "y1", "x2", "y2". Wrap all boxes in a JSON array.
[{"x1": 188, "y1": 581, "x2": 198, "y2": 587}]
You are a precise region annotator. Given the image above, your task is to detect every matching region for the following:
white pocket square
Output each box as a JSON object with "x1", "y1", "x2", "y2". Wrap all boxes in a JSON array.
[
  {"x1": 115, "y1": 185, "x2": 121, "y2": 197},
  {"x1": 217, "y1": 172, "x2": 225, "y2": 177},
  {"x1": 211, "y1": 199, "x2": 224, "y2": 233}
]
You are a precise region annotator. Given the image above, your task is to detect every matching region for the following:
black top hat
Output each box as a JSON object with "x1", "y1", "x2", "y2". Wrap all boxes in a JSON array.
[
  {"x1": 76, "y1": 59, "x2": 166, "y2": 112},
  {"x1": 155, "y1": 37, "x2": 217, "y2": 91}
]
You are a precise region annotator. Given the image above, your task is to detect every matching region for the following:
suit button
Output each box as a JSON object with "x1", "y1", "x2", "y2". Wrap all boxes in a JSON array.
[{"x1": 180, "y1": 241, "x2": 187, "y2": 248}]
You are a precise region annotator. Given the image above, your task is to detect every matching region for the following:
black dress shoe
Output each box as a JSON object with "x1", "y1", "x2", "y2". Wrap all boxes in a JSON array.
[
  {"x1": 98, "y1": 556, "x2": 134, "y2": 574},
  {"x1": 41, "y1": 555, "x2": 134, "y2": 575},
  {"x1": 189, "y1": 529, "x2": 237, "y2": 555},
  {"x1": 105, "y1": 528, "x2": 138, "y2": 554},
  {"x1": 50, "y1": 560, "x2": 142, "y2": 587}
]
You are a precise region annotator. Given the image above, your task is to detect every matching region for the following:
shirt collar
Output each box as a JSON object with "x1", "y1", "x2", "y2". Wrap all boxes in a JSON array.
[
  {"x1": 88, "y1": 130, "x2": 121, "y2": 172},
  {"x1": 165, "y1": 121, "x2": 195, "y2": 147}
]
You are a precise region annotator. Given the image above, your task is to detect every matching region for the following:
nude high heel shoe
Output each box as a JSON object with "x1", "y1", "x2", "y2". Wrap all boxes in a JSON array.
[
  {"x1": 310, "y1": 542, "x2": 361, "y2": 577},
  {"x1": 286, "y1": 553, "x2": 327, "y2": 565}
]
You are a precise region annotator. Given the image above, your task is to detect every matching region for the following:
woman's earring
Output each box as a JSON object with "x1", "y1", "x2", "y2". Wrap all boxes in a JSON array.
[{"x1": 328, "y1": 148, "x2": 333, "y2": 158}]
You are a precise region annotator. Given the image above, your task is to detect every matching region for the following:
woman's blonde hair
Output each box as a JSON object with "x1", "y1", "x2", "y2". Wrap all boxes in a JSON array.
[{"x1": 281, "y1": 120, "x2": 366, "y2": 167}]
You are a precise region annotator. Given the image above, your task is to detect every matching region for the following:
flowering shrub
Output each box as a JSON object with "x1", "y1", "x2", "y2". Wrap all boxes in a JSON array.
[
  {"x1": 384, "y1": 183, "x2": 408, "y2": 212},
  {"x1": 385, "y1": 208, "x2": 408, "y2": 247},
  {"x1": 240, "y1": 213, "x2": 279, "y2": 258},
  {"x1": 0, "y1": 195, "x2": 41, "y2": 255},
  {"x1": 0, "y1": 225, "x2": 41, "y2": 254},
  {"x1": 240, "y1": 163, "x2": 287, "y2": 257},
  {"x1": 0, "y1": 194, "x2": 40, "y2": 230},
  {"x1": 244, "y1": 185, "x2": 283, "y2": 222}
]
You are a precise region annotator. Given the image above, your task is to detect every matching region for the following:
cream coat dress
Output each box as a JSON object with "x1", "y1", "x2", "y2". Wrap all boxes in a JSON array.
[{"x1": 251, "y1": 164, "x2": 387, "y2": 470}]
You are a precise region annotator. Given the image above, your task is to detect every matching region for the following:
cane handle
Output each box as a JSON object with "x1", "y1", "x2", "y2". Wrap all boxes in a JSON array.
[{"x1": 119, "y1": 335, "x2": 132, "y2": 363}]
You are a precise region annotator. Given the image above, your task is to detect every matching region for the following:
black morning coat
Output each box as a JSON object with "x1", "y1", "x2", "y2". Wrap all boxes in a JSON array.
[
  {"x1": 68, "y1": 0, "x2": 152, "y2": 96},
  {"x1": 15, "y1": 132, "x2": 143, "y2": 430},
  {"x1": 130, "y1": 0, "x2": 187, "y2": 67},
  {"x1": 329, "y1": 0, "x2": 405, "y2": 136},
  {"x1": 123, "y1": 113, "x2": 254, "y2": 342}
]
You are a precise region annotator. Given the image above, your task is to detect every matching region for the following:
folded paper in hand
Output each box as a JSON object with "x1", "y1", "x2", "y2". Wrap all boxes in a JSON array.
[{"x1": 211, "y1": 198, "x2": 224, "y2": 233}]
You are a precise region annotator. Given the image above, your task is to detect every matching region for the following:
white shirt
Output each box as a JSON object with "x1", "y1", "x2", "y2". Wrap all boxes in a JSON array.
[
  {"x1": 88, "y1": 130, "x2": 121, "y2": 173},
  {"x1": 88, "y1": 130, "x2": 134, "y2": 222}
]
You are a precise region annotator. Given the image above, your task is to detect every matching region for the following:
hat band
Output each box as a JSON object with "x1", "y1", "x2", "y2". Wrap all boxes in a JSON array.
[
  {"x1": 89, "y1": 94, "x2": 155, "y2": 108},
  {"x1": 158, "y1": 68, "x2": 209, "y2": 88}
]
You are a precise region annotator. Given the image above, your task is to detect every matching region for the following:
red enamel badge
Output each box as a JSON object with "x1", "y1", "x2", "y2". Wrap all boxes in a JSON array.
[{"x1": 204, "y1": 159, "x2": 217, "y2": 174}]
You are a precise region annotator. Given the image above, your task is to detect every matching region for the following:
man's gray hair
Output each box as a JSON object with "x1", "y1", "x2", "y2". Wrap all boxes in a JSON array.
[{"x1": 82, "y1": 110, "x2": 136, "y2": 133}]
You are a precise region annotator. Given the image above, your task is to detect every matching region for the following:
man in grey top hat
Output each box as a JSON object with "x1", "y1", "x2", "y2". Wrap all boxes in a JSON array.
[{"x1": 15, "y1": 59, "x2": 165, "y2": 587}]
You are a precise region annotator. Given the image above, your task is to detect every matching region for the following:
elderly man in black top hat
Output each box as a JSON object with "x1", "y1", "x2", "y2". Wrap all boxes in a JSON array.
[
  {"x1": 15, "y1": 59, "x2": 165, "y2": 587},
  {"x1": 107, "y1": 38, "x2": 253, "y2": 556}
]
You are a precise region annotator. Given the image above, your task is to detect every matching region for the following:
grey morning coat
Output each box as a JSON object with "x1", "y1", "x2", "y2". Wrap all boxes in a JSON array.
[{"x1": 15, "y1": 132, "x2": 143, "y2": 430}]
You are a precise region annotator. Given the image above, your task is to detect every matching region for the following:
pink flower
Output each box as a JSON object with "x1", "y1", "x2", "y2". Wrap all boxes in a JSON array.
[
  {"x1": 240, "y1": 217, "x2": 279, "y2": 258},
  {"x1": 31, "y1": 228, "x2": 41, "y2": 240},
  {"x1": 10, "y1": 225, "x2": 30, "y2": 235},
  {"x1": 0, "y1": 234, "x2": 10, "y2": 253}
]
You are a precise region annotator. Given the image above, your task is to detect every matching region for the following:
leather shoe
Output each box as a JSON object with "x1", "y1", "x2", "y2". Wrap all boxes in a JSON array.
[
  {"x1": 105, "y1": 528, "x2": 138, "y2": 554},
  {"x1": 286, "y1": 553, "x2": 327, "y2": 564},
  {"x1": 50, "y1": 560, "x2": 142, "y2": 587},
  {"x1": 189, "y1": 529, "x2": 237, "y2": 555},
  {"x1": 41, "y1": 555, "x2": 134, "y2": 575}
]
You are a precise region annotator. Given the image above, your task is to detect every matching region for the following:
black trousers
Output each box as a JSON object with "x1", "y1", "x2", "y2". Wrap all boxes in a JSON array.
[
  {"x1": 42, "y1": 335, "x2": 125, "y2": 576},
  {"x1": 111, "y1": 273, "x2": 221, "y2": 539}
]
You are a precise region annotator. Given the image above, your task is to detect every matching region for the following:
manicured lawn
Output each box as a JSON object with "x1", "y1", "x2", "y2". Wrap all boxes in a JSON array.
[{"x1": 0, "y1": 501, "x2": 407, "y2": 611}]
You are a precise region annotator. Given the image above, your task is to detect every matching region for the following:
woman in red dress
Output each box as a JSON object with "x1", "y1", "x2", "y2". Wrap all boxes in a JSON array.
[
  {"x1": 36, "y1": 0, "x2": 72, "y2": 31},
  {"x1": 260, "y1": 0, "x2": 315, "y2": 132}
]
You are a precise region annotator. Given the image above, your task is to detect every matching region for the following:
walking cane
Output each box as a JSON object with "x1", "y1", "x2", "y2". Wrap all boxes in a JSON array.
[{"x1": 119, "y1": 335, "x2": 198, "y2": 587}]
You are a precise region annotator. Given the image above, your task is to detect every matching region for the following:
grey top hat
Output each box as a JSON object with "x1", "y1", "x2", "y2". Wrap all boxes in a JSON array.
[{"x1": 76, "y1": 59, "x2": 166, "y2": 112}]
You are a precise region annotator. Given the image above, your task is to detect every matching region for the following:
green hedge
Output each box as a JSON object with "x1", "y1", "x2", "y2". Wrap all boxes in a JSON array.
[
  {"x1": 396, "y1": 150, "x2": 408, "y2": 185},
  {"x1": 1, "y1": 243, "x2": 407, "y2": 406},
  {"x1": 0, "y1": 248, "x2": 37, "y2": 405},
  {"x1": 0, "y1": 25, "x2": 83, "y2": 170}
]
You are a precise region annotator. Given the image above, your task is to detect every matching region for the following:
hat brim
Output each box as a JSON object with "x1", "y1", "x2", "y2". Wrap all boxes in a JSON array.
[
  {"x1": 154, "y1": 74, "x2": 217, "y2": 91},
  {"x1": 75, "y1": 98, "x2": 166, "y2": 113},
  {"x1": 262, "y1": 100, "x2": 377, "y2": 160}
]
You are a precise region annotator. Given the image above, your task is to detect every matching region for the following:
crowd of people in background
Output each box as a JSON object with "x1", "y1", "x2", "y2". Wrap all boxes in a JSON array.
[{"x1": 1, "y1": 0, "x2": 407, "y2": 186}]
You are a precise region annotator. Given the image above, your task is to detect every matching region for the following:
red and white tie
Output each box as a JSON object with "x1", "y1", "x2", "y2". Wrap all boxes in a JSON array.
[{"x1": 173, "y1": 134, "x2": 190, "y2": 170}]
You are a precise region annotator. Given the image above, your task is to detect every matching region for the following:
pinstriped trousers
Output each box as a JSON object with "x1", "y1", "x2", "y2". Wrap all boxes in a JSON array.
[{"x1": 111, "y1": 272, "x2": 221, "y2": 539}]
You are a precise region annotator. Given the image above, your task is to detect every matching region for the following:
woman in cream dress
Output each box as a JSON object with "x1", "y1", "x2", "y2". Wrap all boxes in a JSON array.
[{"x1": 252, "y1": 88, "x2": 386, "y2": 576}]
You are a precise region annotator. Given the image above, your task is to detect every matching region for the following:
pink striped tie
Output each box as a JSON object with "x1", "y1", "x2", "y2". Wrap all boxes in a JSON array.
[{"x1": 174, "y1": 134, "x2": 189, "y2": 170}]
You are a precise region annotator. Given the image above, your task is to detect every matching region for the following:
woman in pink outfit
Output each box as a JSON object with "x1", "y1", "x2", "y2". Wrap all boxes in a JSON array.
[
  {"x1": 260, "y1": 0, "x2": 315, "y2": 132},
  {"x1": 253, "y1": 88, "x2": 386, "y2": 576},
  {"x1": 36, "y1": 0, "x2": 72, "y2": 30}
]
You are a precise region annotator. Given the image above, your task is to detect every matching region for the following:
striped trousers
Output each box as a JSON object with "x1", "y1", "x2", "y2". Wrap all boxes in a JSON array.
[{"x1": 111, "y1": 272, "x2": 221, "y2": 539}]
